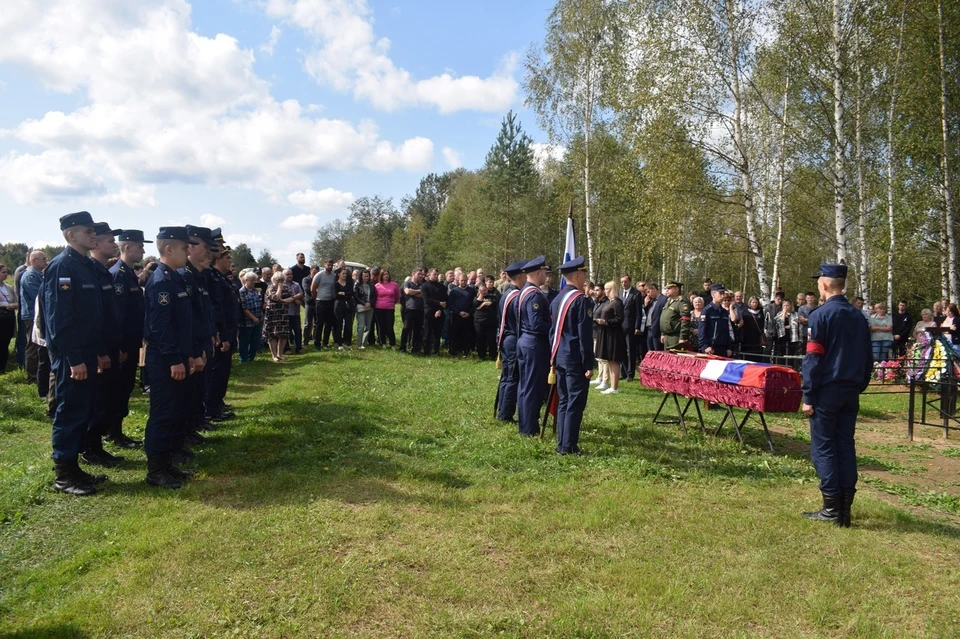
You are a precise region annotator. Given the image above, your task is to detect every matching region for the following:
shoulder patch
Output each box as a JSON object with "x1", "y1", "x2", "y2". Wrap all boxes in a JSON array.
[
  {"x1": 114, "y1": 284, "x2": 124, "y2": 295},
  {"x1": 158, "y1": 292, "x2": 170, "y2": 306},
  {"x1": 58, "y1": 277, "x2": 71, "y2": 291}
]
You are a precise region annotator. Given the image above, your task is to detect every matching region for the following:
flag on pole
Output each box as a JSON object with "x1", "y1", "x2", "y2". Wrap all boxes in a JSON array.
[{"x1": 561, "y1": 202, "x2": 576, "y2": 288}]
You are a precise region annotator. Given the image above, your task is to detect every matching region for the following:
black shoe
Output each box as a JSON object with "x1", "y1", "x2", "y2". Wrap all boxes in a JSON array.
[
  {"x1": 802, "y1": 492, "x2": 841, "y2": 523},
  {"x1": 208, "y1": 412, "x2": 234, "y2": 423},
  {"x1": 197, "y1": 420, "x2": 218, "y2": 432},
  {"x1": 222, "y1": 403, "x2": 233, "y2": 411},
  {"x1": 167, "y1": 464, "x2": 196, "y2": 481},
  {"x1": 185, "y1": 431, "x2": 206, "y2": 446},
  {"x1": 146, "y1": 456, "x2": 182, "y2": 489},
  {"x1": 171, "y1": 448, "x2": 196, "y2": 465},
  {"x1": 53, "y1": 461, "x2": 98, "y2": 496},
  {"x1": 107, "y1": 433, "x2": 142, "y2": 449},
  {"x1": 838, "y1": 489, "x2": 856, "y2": 528},
  {"x1": 81, "y1": 449, "x2": 123, "y2": 468}
]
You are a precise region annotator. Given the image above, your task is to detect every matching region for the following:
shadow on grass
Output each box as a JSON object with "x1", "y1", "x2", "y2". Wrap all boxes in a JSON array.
[{"x1": 0, "y1": 625, "x2": 88, "y2": 638}]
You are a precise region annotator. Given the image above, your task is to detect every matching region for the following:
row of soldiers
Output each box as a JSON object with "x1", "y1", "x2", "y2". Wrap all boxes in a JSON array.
[
  {"x1": 43, "y1": 212, "x2": 238, "y2": 495},
  {"x1": 494, "y1": 255, "x2": 594, "y2": 454}
]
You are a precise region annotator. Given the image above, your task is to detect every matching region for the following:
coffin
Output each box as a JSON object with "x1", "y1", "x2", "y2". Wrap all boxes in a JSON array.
[{"x1": 639, "y1": 351, "x2": 802, "y2": 413}]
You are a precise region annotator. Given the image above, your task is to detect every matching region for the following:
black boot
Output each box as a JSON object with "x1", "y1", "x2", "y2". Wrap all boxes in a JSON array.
[
  {"x1": 145, "y1": 455, "x2": 183, "y2": 489},
  {"x1": 838, "y1": 489, "x2": 856, "y2": 528},
  {"x1": 802, "y1": 492, "x2": 841, "y2": 523},
  {"x1": 81, "y1": 444, "x2": 124, "y2": 468},
  {"x1": 53, "y1": 460, "x2": 97, "y2": 496},
  {"x1": 185, "y1": 430, "x2": 206, "y2": 446},
  {"x1": 171, "y1": 447, "x2": 195, "y2": 465},
  {"x1": 167, "y1": 462, "x2": 196, "y2": 481},
  {"x1": 74, "y1": 458, "x2": 108, "y2": 485}
]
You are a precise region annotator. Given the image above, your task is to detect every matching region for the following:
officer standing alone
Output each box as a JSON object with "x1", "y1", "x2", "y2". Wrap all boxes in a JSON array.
[
  {"x1": 549, "y1": 257, "x2": 594, "y2": 455},
  {"x1": 801, "y1": 263, "x2": 872, "y2": 527},
  {"x1": 516, "y1": 256, "x2": 551, "y2": 437},
  {"x1": 43, "y1": 212, "x2": 108, "y2": 495}
]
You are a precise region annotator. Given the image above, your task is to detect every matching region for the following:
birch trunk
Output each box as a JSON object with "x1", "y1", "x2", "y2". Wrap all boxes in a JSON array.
[
  {"x1": 583, "y1": 92, "x2": 596, "y2": 283},
  {"x1": 938, "y1": 0, "x2": 958, "y2": 302},
  {"x1": 726, "y1": 0, "x2": 770, "y2": 301},
  {"x1": 855, "y1": 29, "x2": 869, "y2": 303},
  {"x1": 833, "y1": 0, "x2": 848, "y2": 263},
  {"x1": 771, "y1": 76, "x2": 790, "y2": 300},
  {"x1": 886, "y1": 3, "x2": 906, "y2": 310}
]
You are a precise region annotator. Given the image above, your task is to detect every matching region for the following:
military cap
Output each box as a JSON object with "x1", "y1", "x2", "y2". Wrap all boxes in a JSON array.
[
  {"x1": 521, "y1": 255, "x2": 546, "y2": 273},
  {"x1": 558, "y1": 256, "x2": 587, "y2": 274},
  {"x1": 665, "y1": 280, "x2": 683, "y2": 289},
  {"x1": 117, "y1": 229, "x2": 153, "y2": 243},
  {"x1": 812, "y1": 263, "x2": 847, "y2": 279},
  {"x1": 59, "y1": 211, "x2": 95, "y2": 230},
  {"x1": 211, "y1": 227, "x2": 224, "y2": 243},
  {"x1": 157, "y1": 226, "x2": 200, "y2": 244},
  {"x1": 185, "y1": 225, "x2": 220, "y2": 249},
  {"x1": 710, "y1": 283, "x2": 726, "y2": 292},
  {"x1": 544, "y1": 265, "x2": 553, "y2": 274},
  {"x1": 505, "y1": 260, "x2": 527, "y2": 276},
  {"x1": 91, "y1": 222, "x2": 122, "y2": 236}
]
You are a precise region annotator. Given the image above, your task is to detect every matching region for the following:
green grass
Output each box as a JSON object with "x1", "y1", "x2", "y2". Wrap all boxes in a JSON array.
[{"x1": 3, "y1": 349, "x2": 960, "y2": 638}]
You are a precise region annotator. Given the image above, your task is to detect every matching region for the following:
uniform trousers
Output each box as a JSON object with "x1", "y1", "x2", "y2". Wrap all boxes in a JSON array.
[
  {"x1": 496, "y1": 336, "x2": 519, "y2": 420},
  {"x1": 49, "y1": 349, "x2": 97, "y2": 461},
  {"x1": 144, "y1": 351, "x2": 188, "y2": 456},
  {"x1": 517, "y1": 334, "x2": 549, "y2": 436},
  {"x1": 86, "y1": 350, "x2": 119, "y2": 451},
  {"x1": 206, "y1": 345, "x2": 232, "y2": 416},
  {"x1": 809, "y1": 384, "x2": 859, "y2": 495},
  {"x1": 556, "y1": 361, "x2": 588, "y2": 454},
  {"x1": 188, "y1": 344, "x2": 211, "y2": 430},
  {"x1": 107, "y1": 348, "x2": 139, "y2": 438}
]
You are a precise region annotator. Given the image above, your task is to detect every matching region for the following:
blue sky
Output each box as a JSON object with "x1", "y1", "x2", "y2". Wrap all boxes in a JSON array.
[{"x1": 0, "y1": 0, "x2": 555, "y2": 265}]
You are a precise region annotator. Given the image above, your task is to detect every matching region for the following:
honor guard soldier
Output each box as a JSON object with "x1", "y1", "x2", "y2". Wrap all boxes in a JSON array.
[
  {"x1": 549, "y1": 257, "x2": 594, "y2": 455},
  {"x1": 206, "y1": 231, "x2": 237, "y2": 422},
  {"x1": 495, "y1": 260, "x2": 527, "y2": 422},
  {"x1": 202, "y1": 228, "x2": 227, "y2": 423},
  {"x1": 43, "y1": 212, "x2": 108, "y2": 495},
  {"x1": 181, "y1": 226, "x2": 219, "y2": 446},
  {"x1": 801, "y1": 263, "x2": 872, "y2": 527},
  {"x1": 143, "y1": 227, "x2": 199, "y2": 489},
  {"x1": 659, "y1": 281, "x2": 692, "y2": 350},
  {"x1": 699, "y1": 283, "x2": 734, "y2": 356},
  {"x1": 516, "y1": 256, "x2": 551, "y2": 436},
  {"x1": 82, "y1": 222, "x2": 124, "y2": 468},
  {"x1": 107, "y1": 230, "x2": 150, "y2": 449}
]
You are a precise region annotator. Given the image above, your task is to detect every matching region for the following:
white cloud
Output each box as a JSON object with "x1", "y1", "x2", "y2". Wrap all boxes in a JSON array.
[
  {"x1": 260, "y1": 25, "x2": 282, "y2": 56},
  {"x1": 279, "y1": 213, "x2": 320, "y2": 229},
  {"x1": 226, "y1": 232, "x2": 268, "y2": 246},
  {"x1": 265, "y1": 0, "x2": 518, "y2": 113},
  {"x1": 441, "y1": 146, "x2": 463, "y2": 169},
  {"x1": 0, "y1": 0, "x2": 434, "y2": 205},
  {"x1": 287, "y1": 187, "x2": 354, "y2": 211},
  {"x1": 199, "y1": 213, "x2": 226, "y2": 227},
  {"x1": 531, "y1": 143, "x2": 567, "y2": 171},
  {"x1": 98, "y1": 185, "x2": 159, "y2": 208}
]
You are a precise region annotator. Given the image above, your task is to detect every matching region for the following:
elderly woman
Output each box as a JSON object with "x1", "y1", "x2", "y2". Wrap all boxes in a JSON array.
[
  {"x1": 913, "y1": 308, "x2": 937, "y2": 340},
  {"x1": 691, "y1": 295, "x2": 705, "y2": 346},
  {"x1": 869, "y1": 302, "x2": 894, "y2": 362},
  {"x1": 238, "y1": 271, "x2": 263, "y2": 363},
  {"x1": 264, "y1": 271, "x2": 294, "y2": 362},
  {"x1": 0, "y1": 264, "x2": 19, "y2": 373},
  {"x1": 594, "y1": 281, "x2": 626, "y2": 394}
]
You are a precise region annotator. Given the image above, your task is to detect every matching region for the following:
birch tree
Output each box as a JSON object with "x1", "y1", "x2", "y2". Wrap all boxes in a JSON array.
[{"x1": 937, "y1": 0, "x2": 958, "y2": 302}]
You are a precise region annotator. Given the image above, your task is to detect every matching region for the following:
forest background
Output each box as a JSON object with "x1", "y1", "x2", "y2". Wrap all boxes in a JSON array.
[{"x1": 2, "y1": 0, "x2": 958, "y2": 308}]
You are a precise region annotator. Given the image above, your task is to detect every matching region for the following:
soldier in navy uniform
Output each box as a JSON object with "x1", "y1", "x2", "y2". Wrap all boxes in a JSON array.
[
  {"x1": 180, "y1": 226, "x2": 219, "y2": 453},
  {"x1": 43, "y1": 212, "x2": 109, "y2": 495},
  {"x1": 206, "y1": 232, "x2": 238, "y2": 422},
  {"x1": 801, "y1": 263, "x2": 872, "y2": 527},
  {"x1": 202, "y1": 231, "x2": 227, "y2": 424},
  {"x1": 550, "y1": 257, "x2": 594, "y2": 455},
  {"x1": 516, "y1": 256, "x2": 551, "y2": 436},
  {"x1": 82, "y1": 222, "x2": 124, "y2": 468},
  {"x1": 699, "y1": 283, "x2": 734, "y2": 356},
  {"x1": 107, "y1": 229, "x2": 150, "y2": 449},
  {"x1": 143, "y1": 227, "x2": 199, "y2": 489},
  {"x1": 495, "y1": 260, "x2": 526, "y2": 422}
]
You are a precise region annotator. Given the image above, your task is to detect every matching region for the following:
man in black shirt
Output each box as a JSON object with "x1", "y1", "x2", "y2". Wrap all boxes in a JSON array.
[
  {"x1": 421, "y1": 268, "x2": 448, "y2": 356},
  {"x1": 289, "y1": 253, "x2": 310, "y2": 291},
  {"x1": 891, "y1": 300, "x2": 912, "y2": 358},
  {"x1": 400, "y1": 269, "x2": 424, "y2": 353}
]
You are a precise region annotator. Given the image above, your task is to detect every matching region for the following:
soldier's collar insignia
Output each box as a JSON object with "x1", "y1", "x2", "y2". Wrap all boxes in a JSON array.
[{"x1": 158, "y1": 292, "x2": 170, "y2": 306}]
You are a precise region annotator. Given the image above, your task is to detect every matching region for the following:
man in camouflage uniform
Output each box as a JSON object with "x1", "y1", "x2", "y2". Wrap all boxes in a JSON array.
[{"x1": 659, "y1": 280, "x2": 692, "y2": 350}]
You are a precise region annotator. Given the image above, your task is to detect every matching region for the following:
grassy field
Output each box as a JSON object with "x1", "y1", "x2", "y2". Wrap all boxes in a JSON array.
[{"x1": 2, "y1": 347, "x2": 960, "y2": 638}]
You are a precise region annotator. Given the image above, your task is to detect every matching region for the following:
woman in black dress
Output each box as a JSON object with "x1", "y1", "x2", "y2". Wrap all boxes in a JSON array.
[
  {"x1": 333, "y1": 268, "x2": 355, "y2": 349},
  {"x1": 594, "y1": 281, "x2": 627, "y2": 394},
  {"x1": 740, "y1": 296, "x2": 765, "y2": 361}
]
